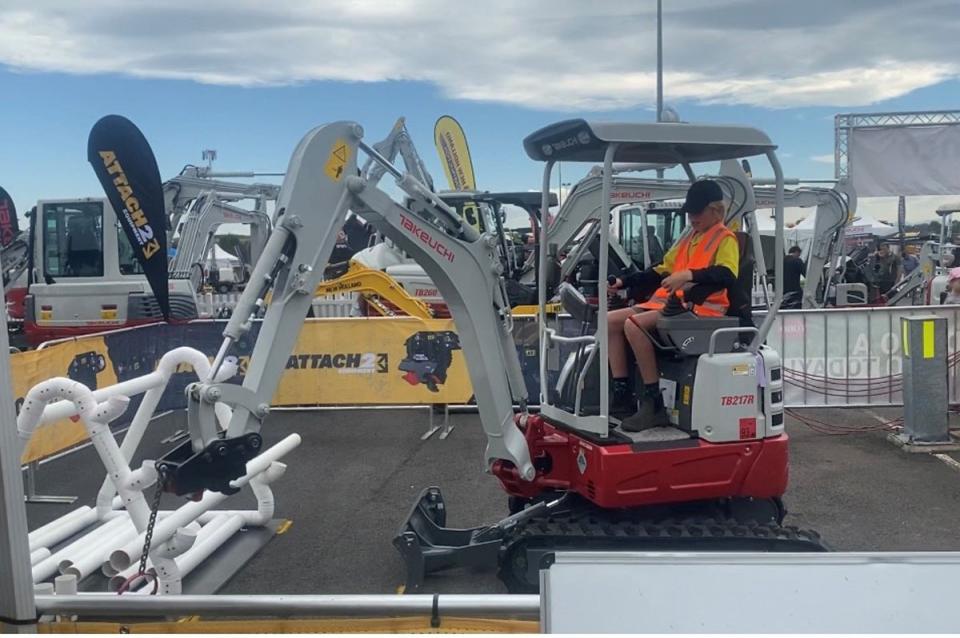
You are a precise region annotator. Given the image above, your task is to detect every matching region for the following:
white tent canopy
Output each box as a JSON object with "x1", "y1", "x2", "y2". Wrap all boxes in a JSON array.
[
  {"x1": 787, "y1": 212, "x2": 896, "y2": 238},
  {"x1": 209, "y1": 244, "x2": 241, "y2": 267},
  {"x1": 754, "y1": 211, "x2": 895, "y2": 262},
  {"x1": 843, "y1": 214, "x2": 897, "y2": 238}
]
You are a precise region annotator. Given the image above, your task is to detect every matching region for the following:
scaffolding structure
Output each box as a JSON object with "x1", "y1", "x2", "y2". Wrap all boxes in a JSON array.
[{"x1": 835, "y1": 110, "x2": 960, "y2": 180}]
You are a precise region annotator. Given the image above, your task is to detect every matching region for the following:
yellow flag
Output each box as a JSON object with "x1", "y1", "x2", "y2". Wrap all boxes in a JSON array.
[{"x1": 434, "y1": 115, "x2": 477, "y2": 191}]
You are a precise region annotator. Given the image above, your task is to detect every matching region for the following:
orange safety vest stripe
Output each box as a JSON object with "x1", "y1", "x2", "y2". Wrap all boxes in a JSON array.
[{"x1": 638, "y1": 223, "x2": 736, "y2": 317}]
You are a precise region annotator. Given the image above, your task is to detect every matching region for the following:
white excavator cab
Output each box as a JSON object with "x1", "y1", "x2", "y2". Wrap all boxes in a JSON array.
[{"x1": 524, "y1": 119, "x2": 786, "y2": 437}]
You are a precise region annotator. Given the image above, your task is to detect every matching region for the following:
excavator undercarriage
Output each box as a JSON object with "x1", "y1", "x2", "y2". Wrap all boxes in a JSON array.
[{"x1": 398, "y1": 484, "x2": 827, "y2": 593}]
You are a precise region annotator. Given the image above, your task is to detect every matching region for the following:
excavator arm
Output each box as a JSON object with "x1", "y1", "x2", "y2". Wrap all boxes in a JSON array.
[
  {"x1": 753, "y1": 181, "x2": 855, "y2": 308},
  {"x1": 1, "y1": 230, "x2": 30, "y2": 291},
  {"x1": 314, "y1": 261, "x2": 433, "y2": 318},
  {"x1": 361, "y1": 117, "x2": 435, "y2": 192},
  {"x1": 163, "y1": 168, "x2": 279, "y2": 236},
  {"x1": 170, "y1": 196, "x2": 271, "y2": 284},
  {"x1": 162, "y1": 121, "x2": 534, "y2": 496}
]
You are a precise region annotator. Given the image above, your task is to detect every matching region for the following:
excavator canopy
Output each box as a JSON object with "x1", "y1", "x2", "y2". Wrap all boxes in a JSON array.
[{"x1": 523, "y1": 119, "x2": 776, "y2": 164}]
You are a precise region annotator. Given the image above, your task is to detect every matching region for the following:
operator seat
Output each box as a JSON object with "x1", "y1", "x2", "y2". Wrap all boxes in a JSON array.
[{"x1": 654, "y1": 230, "x2": 754, "y2": 356}]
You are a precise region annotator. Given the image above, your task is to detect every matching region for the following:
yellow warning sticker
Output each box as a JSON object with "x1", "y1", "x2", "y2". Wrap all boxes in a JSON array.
[
  {"x1": 682, "y1": 385, "x2": 691, "y2": 405},
  {"x1": 731, "y1": 364, "x2": 749, "y2": 376},
  {"x1": 923, "y1": 320, "x2": 935, "y2": 359},
  {"x1": 324, "y1": 139, "x2": 350, "y2": 182}
]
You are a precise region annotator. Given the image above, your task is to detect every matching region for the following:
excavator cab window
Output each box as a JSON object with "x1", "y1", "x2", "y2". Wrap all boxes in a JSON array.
[
  {"x1": 618, "y1": 206, "x2": 677, "y2": 268},
  {"x1": 117, "y1": 221, "x2": 145, "y2": 275},
  {"x1": 43, "y1": 202, "x2": 104, "y2": 278}
]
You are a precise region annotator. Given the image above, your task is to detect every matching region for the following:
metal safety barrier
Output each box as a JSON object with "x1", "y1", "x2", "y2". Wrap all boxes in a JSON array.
[
  {"x1": 196, "y1": 291, "x2": 359, "y2": 319},
  {"x1": 311, "y1": 292, "x2": 360, "y2": 317},
  {"x1": 766, "y1": 304, "x2": 960, "y2": 408}
]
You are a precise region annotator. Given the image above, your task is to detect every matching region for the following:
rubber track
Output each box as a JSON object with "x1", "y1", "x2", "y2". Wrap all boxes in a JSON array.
[{"x1": 498, "y1": 507, "x2": 828, "y2": 593}]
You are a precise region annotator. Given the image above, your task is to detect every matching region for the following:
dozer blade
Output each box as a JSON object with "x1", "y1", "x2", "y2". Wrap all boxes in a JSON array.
[{"x1": 393, "y1": 487, "x2": 502, "y2": 593}]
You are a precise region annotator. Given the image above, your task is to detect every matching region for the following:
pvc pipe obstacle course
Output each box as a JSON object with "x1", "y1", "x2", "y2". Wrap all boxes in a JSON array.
[{"x1": 19, "y1": 346, "x2": 298, "y2": 595}]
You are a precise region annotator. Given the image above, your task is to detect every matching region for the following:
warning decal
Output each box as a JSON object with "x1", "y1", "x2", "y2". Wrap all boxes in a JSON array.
[{"x1": 324, "y1": 140, "x2": 350, "y2": 182}]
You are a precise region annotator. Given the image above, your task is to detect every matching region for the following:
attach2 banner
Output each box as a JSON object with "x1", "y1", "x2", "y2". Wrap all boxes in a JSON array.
[
  {"x1": 87, "y1": 115, "x2": 170, "y2": 320},
  {"x1": 0, "y1": 186, "x2": 19, "y2": 247}
]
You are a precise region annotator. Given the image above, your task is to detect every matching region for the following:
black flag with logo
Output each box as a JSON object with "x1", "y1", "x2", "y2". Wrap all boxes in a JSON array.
[
  {"x1": 0, "y1": 186, "x2": 19, "y2": 247},
  {"x1": 87, "y1": 115, "x2": 169, "y2": 320}
]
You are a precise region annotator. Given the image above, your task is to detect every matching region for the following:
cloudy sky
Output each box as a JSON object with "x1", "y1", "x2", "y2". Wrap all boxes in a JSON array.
[{"x1": 2, "y1": 0, "x2": 959, "y2": 222}]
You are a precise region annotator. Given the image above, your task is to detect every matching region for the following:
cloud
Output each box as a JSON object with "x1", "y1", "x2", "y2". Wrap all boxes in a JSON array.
[
  {"x1": 0, "y1": 0, "x2": 957, "y2": 111},
  {"x1": 811, "y1": 154, "x2": 835, "y2": 164}
]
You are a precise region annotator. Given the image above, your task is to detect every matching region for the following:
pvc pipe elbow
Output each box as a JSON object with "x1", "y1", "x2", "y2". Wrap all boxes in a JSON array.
[
  {"x1": 93, "y1": 395, "x2": 131, "y2": 424},
  {"x1": 214, "y1": 357, "x2": 239, "y2": 382},
  {"x1": 17, "y1": 378, "x2": 94, "y2": 445},
  {"x1": 256, "y1": 461, "x2": 287, "y2": 486},
  {"x1": 153, "y1": 526, "x2": 198, "y2": 560},
  {"x1": 123, "y1": 462, "x2": 159, "y2": 492},
  {"x1": 155, "y1": 347, "x2": 212, "y2": 378}
]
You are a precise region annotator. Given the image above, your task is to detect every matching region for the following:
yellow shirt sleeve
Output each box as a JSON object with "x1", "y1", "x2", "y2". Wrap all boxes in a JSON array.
[
  {"x1": 653, "y1": 243, "x2": 678, "y2": 275},
  {"x1": 713, "y1": 235, "x2": 739, "y2": 279},
  {"x1": 653, "y1": 233, "x2": 739, "y2": 277}
]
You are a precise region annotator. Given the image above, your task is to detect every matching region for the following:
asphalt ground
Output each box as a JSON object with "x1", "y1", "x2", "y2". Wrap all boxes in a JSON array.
[{"x1": 23, "y1": 406, "x2": 960, "y2": 595}]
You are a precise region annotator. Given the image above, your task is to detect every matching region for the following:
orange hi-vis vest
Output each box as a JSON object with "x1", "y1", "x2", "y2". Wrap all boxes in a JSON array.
[{"x1": 639, "y1": 222, "x2": 736, "y2": 317}]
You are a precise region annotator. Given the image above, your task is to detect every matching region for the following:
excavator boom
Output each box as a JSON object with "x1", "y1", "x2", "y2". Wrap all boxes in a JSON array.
[{"x1": 169, "y1": 121, "x2": 534, "y2": 496}]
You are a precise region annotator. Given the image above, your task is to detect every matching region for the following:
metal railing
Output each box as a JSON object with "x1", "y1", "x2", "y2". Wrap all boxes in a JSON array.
[
  {"x1": 765, "y1": 304, "x2": 960, "y2": 407},
  {"x1": 195, "y1": 292, "x2": 359, "y2": 319}
]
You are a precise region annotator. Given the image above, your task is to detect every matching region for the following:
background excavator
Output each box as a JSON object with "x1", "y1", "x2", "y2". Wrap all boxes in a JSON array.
[
  {"x1": 144, "y1": 118, "x2": 826, "y2": 599},
  {"x1": 17, "y1": 166, "x2": 283, "y2": 346}
]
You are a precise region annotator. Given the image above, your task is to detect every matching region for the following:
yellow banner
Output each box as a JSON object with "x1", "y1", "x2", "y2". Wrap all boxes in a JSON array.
[
  {"x1": 14, "y1": 336, "x2": 120, "y2": 464},
  {"x1": 268, "y1": 317, "x2": 473, "y2": 405},
  {"x1": 433, "y1": 115, "x2": 476, "y2": 191},
  {"x1": 13, "y1": 317, "x2": 477, "y2": 463}
]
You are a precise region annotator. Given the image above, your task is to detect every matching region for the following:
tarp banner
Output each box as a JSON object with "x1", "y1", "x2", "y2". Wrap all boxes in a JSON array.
[{"x1": 850, "y1": 125, "x2": 960, "y2": 197}]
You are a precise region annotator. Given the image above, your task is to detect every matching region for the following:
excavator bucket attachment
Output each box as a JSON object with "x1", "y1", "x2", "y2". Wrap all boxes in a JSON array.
[{"x1": 393, "y1": 487, "x2": 501, "y2": 593}]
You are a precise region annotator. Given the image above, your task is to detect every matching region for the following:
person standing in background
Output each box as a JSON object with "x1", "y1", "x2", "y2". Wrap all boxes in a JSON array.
[
  {"x1": 901, "y1": 245, "x2": 919, "y2": 275},
  {"x1": 867, "y1": 242, "x2": 902, "y2": 302},
  {"x1": 944, "y1": 268, "x2": 960, "y2": 304},
  {"x1": 784, "y1": 246, "x2": 806, "y2": 295}
]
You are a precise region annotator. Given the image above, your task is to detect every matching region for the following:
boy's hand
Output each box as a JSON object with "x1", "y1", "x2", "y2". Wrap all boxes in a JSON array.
[{"x1": 661, "y1": 269, "x2": 693, "y2": 293}]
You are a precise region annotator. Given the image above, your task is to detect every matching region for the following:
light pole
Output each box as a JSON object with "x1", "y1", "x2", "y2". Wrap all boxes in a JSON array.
[
  {"x1": 656, "y1": 0, "x2": 663, "y2": 124},
  {"x1": 558, "y1": 162, "x2": 562, "y2": 206},
  {"x1": 656, "y1": 0, "x2": 665, "y2": 179}
]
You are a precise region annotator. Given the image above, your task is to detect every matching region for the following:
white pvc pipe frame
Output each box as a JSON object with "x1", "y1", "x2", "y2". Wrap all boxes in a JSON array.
[{"x1": 17, "y1": 346, "x2": 300, "y2": 594}]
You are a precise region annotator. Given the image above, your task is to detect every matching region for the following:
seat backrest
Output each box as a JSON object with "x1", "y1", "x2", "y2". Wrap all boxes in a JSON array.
[
  {"x1": 558, "y1": 282, "x2": 594, "y2": 325},
  {"x1": 726, "y1": 231, "x2": 754, "y2": 325},
  {"x1": 645, "y1": 226, "x2": 665, "y2": 266}
]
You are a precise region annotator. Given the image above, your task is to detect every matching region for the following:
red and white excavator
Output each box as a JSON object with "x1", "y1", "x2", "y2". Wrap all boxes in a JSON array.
[
  {"x1": 142, "y1": 118, "x2": 826, "y2": 596},
  {"x1": 20, "y1": 170, "x2": 279, "y2": 347}
]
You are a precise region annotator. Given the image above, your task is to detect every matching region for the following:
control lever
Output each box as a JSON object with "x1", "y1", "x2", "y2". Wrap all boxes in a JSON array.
[
  {"x1": 661, "y1": 290, "x2": 690, "y2": 316},
  {"x1": 606, "y1": 275, "x2": 628, "y2": 310}
]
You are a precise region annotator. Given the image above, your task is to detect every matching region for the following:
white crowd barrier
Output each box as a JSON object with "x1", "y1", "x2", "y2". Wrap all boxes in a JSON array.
[{"x1": 764, "y1": 304, "x2": 960, "y2": 407}]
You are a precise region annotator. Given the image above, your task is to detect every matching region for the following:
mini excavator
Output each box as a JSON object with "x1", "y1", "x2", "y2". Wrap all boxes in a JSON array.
[{"x1": 152, "y1": 118, "x2": 827, "y2": 596}]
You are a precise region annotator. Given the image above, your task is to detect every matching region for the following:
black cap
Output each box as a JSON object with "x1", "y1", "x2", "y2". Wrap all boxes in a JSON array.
[{"x1": 680, "y1": 179, "x2": 724, "y2": 214}]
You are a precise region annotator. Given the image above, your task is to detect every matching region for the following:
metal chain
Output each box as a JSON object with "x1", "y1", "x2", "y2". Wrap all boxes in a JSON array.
[{"x1": 137, "y1": 469, "x2": 166, "y2": 578}]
